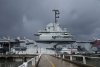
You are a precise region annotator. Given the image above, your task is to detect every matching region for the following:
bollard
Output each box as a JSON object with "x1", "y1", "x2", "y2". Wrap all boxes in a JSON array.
[
  {"x1": 70, "y1": 56, "x2": 73, "y2": 61},
  {"x1": 63, "y1": 55, "x2": 65, "y2": 59},
  {"x1": 83, "y1": 56, "x2": 86, "y2": 64}
]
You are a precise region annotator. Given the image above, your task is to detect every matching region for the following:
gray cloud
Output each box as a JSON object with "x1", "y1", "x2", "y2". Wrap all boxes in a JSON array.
[{"x1": 0, "y1": 0, "x2": 100, "y2": 40}]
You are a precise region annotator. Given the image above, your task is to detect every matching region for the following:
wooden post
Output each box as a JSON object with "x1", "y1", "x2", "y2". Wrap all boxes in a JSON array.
[
  {"x1": 24, "y1": 57, "x2": 27, "y2": 62},
  {"x1": 83, "y1": 56, "x2": 86, "y2": 64}
]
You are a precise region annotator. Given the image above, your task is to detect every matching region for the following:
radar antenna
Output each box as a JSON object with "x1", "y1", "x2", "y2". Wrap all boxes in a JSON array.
[{"x1": 52, "y1": 10, "x2": 60, "y2": 23}]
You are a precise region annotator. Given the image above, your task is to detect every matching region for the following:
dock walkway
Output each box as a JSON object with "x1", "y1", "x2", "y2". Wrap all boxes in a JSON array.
[{"x1": 38, "y1": 55, "x2": 80, "y2": 67}]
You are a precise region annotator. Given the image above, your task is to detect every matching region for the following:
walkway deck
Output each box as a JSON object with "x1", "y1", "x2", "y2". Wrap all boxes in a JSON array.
[{"x1": 38, "y1": 55, "x2": 80, "y2": 67}]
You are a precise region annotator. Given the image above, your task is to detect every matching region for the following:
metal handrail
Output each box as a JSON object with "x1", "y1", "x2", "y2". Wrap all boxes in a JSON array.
[{"x1": 18, "y1": 54, "x2": 41, "y2": 67}]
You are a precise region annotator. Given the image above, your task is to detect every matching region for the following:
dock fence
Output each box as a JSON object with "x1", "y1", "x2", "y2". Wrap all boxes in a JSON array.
[
  {"x1": 18, "y1": 54, "x2": 41, "y2": 67},
  {"x1": 53, "y1": 54, "x2": 96, "y2": 67}
]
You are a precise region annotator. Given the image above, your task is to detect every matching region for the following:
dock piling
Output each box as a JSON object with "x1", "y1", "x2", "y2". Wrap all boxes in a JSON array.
[
  {"x1": 70, "y1": 55, "x2": 73, "y2": 61},
  {"x1": 63, "y1": 55, "x2": 65, "y2": 59},
  {"x1": 83, "y1": 56, "x2": 86, "y2": 64}
]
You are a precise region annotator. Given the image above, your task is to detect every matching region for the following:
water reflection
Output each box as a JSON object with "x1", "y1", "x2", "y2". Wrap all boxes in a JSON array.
[
  {"x1": 0, "y1": 60, "x2": 22, "y2": 67},
  {"x1": 87, "y1": 59, "x2": 100, "y2": 67}
]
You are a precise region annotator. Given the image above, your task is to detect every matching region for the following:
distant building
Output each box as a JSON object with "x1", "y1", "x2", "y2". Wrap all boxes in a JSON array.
[{"x1": 91, "y1": 39, "x2": 100, "y2": 51}]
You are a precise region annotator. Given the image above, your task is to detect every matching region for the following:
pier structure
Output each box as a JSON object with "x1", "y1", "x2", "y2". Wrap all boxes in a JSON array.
[
  {"x1": 0, "y1": 38, "x2": 22, "y2": 54},
  {"x1": 18, "y1": 54, "x2": 96, "y2": 67},
  {"x1": 0, "y1": 37, "x2": 35, "y2": 54}
]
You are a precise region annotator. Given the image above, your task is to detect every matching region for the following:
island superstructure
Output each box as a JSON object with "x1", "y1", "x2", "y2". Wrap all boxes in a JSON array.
[
  {"x1": 35, "y1": 10, "x2": 74, "y2": 43},
  {"x1": 34, "y1": 10, "x2": 76, "y2": 54}
]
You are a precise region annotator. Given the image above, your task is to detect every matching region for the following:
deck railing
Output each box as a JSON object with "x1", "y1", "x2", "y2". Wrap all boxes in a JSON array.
[
  {"x1": 55, "y1": 54, "x2": 100, "y2": 64},
  {"x1": 18, "y1": 54, "x2": 41, "y2": 67},
  {"x1": 55, "y1": 54, "x2": 87, "y2": 64}
]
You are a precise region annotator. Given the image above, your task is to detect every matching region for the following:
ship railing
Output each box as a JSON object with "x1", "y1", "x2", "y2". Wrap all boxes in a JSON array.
[{"x1": 18, "y1": 54, "x2": 41, "y2": 67}]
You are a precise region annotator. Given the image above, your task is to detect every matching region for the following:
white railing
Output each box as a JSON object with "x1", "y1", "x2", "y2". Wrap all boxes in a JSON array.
[
  {"x1": 18, "y1": 54, "x2": 41, "y2": 67},
  {"x1": 55, "y1": 54, "x2": 87, "y2": 64}
]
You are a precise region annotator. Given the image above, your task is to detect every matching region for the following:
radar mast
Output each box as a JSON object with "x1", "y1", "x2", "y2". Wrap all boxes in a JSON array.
[{"x1": 52, "y1": 10, "x2": 60, "y2": 23}]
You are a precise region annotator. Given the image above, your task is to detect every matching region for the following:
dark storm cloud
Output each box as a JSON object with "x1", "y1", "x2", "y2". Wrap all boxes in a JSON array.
[
  {"x1": 0, "y1": 0, "x2": 100, "y2": 40},
  {"x1": 0, "y1": 0, "x2": 24, "y2": 36}
]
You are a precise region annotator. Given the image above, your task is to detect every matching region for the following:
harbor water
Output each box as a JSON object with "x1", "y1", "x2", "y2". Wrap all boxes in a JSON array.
[
  {"x1": 73, "y1": 57, "x2": 100, "y2": 67},
  {"x1": 0, "y1": 59, "x2": 23, "y2": 67},
  {"x1": 87, "y1": 58, "x2": 100, "y2": 67}
]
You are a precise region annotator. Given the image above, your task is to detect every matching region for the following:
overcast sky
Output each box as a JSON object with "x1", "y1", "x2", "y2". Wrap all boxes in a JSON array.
[{"x1": 0, "y1": 0, "x2": 100, "y2": 40}]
